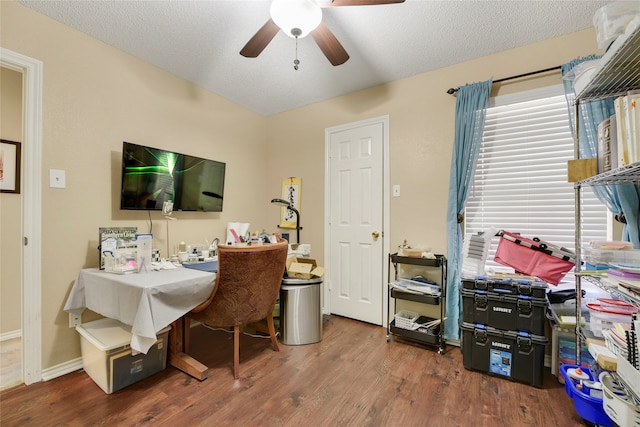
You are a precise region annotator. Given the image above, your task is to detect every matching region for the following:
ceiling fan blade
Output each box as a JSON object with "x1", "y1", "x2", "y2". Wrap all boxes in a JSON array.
[
  {"x1": 240, "y1": 19, "x2": 280, "y2": 58},
  {"x1": 321, "y1": 0, "x2": 405, "y2": 7},
  {"x1": 311, "y1": 22, "x2": 350, "y2": 66}
]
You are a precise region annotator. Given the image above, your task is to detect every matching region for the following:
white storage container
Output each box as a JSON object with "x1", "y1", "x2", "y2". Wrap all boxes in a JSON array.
[
  {"x1": 586, "y1": 302, "x2": 636, "y2": 337},
  {"x1": 601, "y1": 370, "x2": 640, "y2": 427},
  {"x1": 76, "y1": 318, "x2": 170, "y2": 394},
  {"x1": 583, "y1": 247, "x2": 640, "y2": 266},
  {"x1": 593, "y1": 1, "x2": 640, "y2": 49},
  {"x1": 572, "y1": 60, "x2": 600, "y2": 95}
]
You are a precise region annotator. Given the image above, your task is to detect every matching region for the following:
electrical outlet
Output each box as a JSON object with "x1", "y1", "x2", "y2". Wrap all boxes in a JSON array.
[{"x1": 69, "y1": 312, "x2": 81, "y2": 328}]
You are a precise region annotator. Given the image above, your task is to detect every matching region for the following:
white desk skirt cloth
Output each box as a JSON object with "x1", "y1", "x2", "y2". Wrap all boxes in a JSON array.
[{"x1": 64, "y1": 268, "x2": 216, "y2": 354}]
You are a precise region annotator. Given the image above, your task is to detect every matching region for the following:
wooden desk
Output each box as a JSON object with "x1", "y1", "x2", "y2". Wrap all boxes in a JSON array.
[
  {"x1": 168, "y1": 317, "x2": 209, "y2": 380},
  {"x1": 64, "y1": 268, "x2": 216, "y2": 380}
]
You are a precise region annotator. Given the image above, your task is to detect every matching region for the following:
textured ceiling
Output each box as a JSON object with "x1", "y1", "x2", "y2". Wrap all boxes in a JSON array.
[{"x1": 18, "y1": 0, "x2": 615, "y2": 116}]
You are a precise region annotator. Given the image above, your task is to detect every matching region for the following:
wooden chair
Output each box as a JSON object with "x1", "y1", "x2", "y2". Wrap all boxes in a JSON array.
[{"x1": 184, "y1": 240, "x2": 288, "y2": 379}]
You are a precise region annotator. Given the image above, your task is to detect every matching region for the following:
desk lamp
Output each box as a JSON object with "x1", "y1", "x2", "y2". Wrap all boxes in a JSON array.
[{"x1": 271, "y1": 198, "x2": 300, "y2": 244}]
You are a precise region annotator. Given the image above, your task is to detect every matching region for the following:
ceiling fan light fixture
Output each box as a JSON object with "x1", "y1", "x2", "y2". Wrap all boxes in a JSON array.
[{"x1": 270, "y1": 0, "x2": 322, "y2": 39}]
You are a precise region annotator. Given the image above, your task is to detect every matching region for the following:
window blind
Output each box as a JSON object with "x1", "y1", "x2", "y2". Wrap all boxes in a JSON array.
[{"x1": 465, "y1": 85, "x2": 608, "y2": 285}]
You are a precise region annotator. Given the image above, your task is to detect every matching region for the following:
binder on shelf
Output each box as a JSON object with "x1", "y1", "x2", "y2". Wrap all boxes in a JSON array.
[
  {"x1": 629, "y1": 91, "x2": 640, "y2": 163},
  {"x1": 597, "y1": 117, "x2": 613, "y2": 173},
  {"x1": 612, "y1": 91, "x2": 640, "y2": 167},
  {"x1": 614, "y1": 96, "x2": 629, "y2": 166},
  {"x1": 610, "y1": 113, "x2": 619, "y2": 170},
  {"x1": 625, "y1": 329, "x2": 638, "y2": 369},
  {"x1": 627, "y1": 314, "x2": 639, "y2": 370}
]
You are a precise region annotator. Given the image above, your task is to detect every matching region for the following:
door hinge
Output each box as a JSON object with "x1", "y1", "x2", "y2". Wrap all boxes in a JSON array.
[{"x1": 24, "y1": 236, "x2": 28, "y2": 246}]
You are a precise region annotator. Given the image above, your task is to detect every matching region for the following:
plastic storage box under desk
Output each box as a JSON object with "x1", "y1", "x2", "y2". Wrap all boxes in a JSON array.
[
  {"x1": 76, "y1": 318, "x2": 170, "y2": 394},
  {"x1": 460, "y1": 322, "x2": 548, "y2": 387}
]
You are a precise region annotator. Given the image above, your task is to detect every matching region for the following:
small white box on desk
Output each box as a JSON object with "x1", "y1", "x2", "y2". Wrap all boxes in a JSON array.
[{"x1": 76, "y1": 318, "x2": 170, "y2": 394}]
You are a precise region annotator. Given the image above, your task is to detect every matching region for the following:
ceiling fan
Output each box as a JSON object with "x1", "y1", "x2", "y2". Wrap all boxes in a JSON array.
[{"x1": 240, "y1": 0, "x2": 406, "y2": 67}]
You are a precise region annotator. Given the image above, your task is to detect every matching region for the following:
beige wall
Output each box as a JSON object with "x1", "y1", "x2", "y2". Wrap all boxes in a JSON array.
[
  {"x1": 266, "y1": 29, "x2": 602, "y2": 260},
  {"x1": 1, "y1": 67, "x2": 23, "y2": 334},
  {"x1": 2, "y1": 0, "x2": 603, "y2": 373},
  {"x1": 1, "y1": 1, "x2": 270, "y2": 367}
]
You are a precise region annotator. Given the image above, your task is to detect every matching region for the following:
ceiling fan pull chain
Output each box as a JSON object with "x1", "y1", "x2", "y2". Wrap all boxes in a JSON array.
[{"x1": 294, "y1": 35, "x2": 300, "y2": 71}]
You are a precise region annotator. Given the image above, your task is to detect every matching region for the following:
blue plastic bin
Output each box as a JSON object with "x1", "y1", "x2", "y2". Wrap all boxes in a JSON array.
[{"x1": 559, "y1": 364, "x2": 612, "y2": 427}]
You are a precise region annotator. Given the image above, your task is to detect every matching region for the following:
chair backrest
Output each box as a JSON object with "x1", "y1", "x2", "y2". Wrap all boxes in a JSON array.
[{"x1": 189, "y1": 240, "x2": 288, "y2": 327}]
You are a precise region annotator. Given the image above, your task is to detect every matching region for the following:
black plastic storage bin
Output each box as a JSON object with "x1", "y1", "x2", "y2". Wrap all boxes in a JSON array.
[
  {"x1": 462, "y1": 277, "x2": 547, "y2": 298},
  {"x1": 460, "y1": 322, "x2": 548, "y2": 387},
  {"x1": 461, "y1": 289, "x2": 548, "y2": 335}
]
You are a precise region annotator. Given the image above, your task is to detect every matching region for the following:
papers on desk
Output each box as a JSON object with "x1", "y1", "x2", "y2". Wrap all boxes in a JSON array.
[
  {"x1": 391, "y1": 277, "x2": 441, "y2": 296},
  {"x1": 151, "y1": 260, "x2": 179, "y2": 270}
]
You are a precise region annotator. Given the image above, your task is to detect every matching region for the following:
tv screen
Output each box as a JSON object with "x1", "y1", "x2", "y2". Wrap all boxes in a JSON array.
[{"x1": 120, "y1": 141, "x2": 226, "y2": 212}]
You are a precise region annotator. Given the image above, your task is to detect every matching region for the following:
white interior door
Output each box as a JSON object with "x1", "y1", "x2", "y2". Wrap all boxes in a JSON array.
[{"x1": 326, "y1": 117, "x2": 387, "y2": 325}]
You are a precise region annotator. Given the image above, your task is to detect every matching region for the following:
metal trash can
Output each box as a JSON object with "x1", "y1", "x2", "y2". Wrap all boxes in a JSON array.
[{"x1": 280, "y1": 277, "x2": 323, "y2": 345}]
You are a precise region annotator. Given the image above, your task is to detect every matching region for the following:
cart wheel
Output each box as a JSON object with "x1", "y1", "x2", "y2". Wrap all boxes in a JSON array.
[
  {"x1": 386, "y1": 335, "x2": 390, "y2": 342},
  {"x1": 438, "y1": 347, "x2": 444, "y2": 355}
]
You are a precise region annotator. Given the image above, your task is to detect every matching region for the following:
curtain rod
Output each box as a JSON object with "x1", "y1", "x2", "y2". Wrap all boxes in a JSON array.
[{"x1": 446, "y1": 65, "x2": 561, "y2": 95}]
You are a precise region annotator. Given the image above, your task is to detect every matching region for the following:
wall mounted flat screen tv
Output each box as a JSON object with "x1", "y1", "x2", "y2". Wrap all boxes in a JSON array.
[{"x1": 120, "y1": 141, "x2": 226, "y2": 212}]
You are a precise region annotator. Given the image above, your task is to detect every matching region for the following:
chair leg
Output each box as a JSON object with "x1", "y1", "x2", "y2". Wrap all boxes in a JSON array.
[
  {"x1": 233, "y1": 325, "x2": 240, "y2": 379},
  {"x1": 267, "y1": 315, "x2": 279, "y2": 352}
]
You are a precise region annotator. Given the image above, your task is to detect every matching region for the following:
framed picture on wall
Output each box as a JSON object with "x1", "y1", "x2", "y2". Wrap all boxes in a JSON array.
[
  {"x1": 0, "y1": 140, "x2": 21, "y2": 194},
  {"x1": 279, "y1": 177, "x2": 301, "y2": 229}
]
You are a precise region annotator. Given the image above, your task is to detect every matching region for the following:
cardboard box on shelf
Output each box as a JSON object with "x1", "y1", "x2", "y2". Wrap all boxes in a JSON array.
[
  {"x1": 567, "y1": 158, "x2": 597, "y2": 182},
  {"x1": 286, "y1": 257, "x2": 325, "y2": 279},
  {"x1": 586, "y1": 338, "x2": 618, "y2": 371}
]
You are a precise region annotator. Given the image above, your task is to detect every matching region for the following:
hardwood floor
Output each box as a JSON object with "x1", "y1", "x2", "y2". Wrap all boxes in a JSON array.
[
  {"x1": 0, "y1": 338, "x2": 22, "y2": 391},
  {"x1": 1, "y1": 316, "x2": 590, "y2": 427}
]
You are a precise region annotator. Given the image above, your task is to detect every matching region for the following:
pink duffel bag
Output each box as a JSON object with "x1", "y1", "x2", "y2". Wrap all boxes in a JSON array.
[{"x1": 494, "y1": 230, "x2": 575, "y2": 285}]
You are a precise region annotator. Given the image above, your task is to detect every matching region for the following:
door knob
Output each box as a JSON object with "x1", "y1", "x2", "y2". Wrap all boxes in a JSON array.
[{"x1": 371, "y1": 231, "x2": 380, "y2": 239}]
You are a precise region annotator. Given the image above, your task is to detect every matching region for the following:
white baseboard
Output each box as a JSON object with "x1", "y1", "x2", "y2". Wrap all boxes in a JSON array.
[
  {"x1": 0, "y1": 331, "x2": 83, "y2": 384},
  {"x1": 41, "y1": 357, "x2": 83, "y2": 382}
]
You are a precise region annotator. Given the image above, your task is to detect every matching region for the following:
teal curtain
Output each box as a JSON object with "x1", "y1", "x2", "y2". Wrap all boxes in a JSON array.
[
  {"x1": 444, "y1": 79, "x2": 492, "y2": 341},
  {"x1": 562, "y1": 56, "x2": 640, "y2": 248}
]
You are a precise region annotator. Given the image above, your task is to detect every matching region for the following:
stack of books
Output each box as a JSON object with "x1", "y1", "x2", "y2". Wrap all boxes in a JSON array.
[
  {"x1": 602, "y1": 322, "x2": 631, "y2": 360},
  {"x1": 598, "y1": 90, "x2": 640, "y2": 172},
  {"x1": 603, "y1": 268, "x2": 640, "y2": 301}
]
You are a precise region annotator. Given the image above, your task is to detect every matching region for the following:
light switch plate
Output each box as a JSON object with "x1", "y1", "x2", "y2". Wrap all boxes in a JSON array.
[
  {"x1": 393, "y1": 185, "x2": 401, "y2": 197},
  {"x1": 50, "y1": 169, "x2": 66, "y2": 188}
]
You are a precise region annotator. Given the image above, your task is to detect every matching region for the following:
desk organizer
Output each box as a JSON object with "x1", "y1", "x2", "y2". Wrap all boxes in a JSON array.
[{"x1": 560, "y1": 364, "x2": 612, "y2": 427}]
